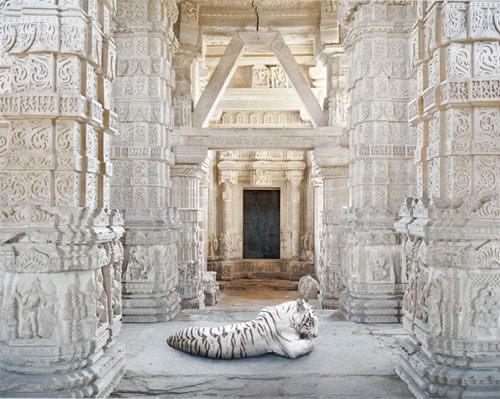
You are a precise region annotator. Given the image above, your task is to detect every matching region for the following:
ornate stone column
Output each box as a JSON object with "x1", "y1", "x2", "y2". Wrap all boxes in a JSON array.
[
  {"x1": 171, "y1": 146, "x2": 208, "y2": 309},
  {"x1": 286, "y1": 171, "x2": 303, "y2": 260},
  {"x1": 326, "y1": 53, "x2": 348, "y2": 128},
  {"x1": 311, "y1": 163, "x2": 324, "y2": 275},
  {"x1": 173, "y1": 49, "x2": 197, "y2": 128},
  {"x1": 111, "y1": 0, "x2": 180, "y2": 323},
  {"x1": 0, "y1": 0, "x2": 125, "y2": 396},
  {"x1": 396, "y1": 1, "x2": 500, "y2": 396},
  {"x1": 173, "y1": 1, "x2": 200, "y2": 128},
  {"x1": 218, "y1": 171, "x2": 239, "y2": 261},
  {"x1": 339, "y1": 0, "x2": 416, "y2": 322},
  {"x1": 313, "y1": 147, "x2": 349, "y2": 309},
  {"x1": 199, "y1": 163, "x2": 209, "y2": 271}
]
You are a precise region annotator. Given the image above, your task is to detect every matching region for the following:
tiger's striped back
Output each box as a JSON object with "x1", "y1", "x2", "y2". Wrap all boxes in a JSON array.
[{"x1": 167, "y1": 299, "x2": 318, "y2": 359}]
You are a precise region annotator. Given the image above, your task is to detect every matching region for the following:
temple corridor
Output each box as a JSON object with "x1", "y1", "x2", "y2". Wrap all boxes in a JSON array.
[
  {"x1": 0, "y1": 1, "x2": 499, "y2": 397},
  {"x1": 112, "y1": 288, "x2": 412, "y2": 398}
]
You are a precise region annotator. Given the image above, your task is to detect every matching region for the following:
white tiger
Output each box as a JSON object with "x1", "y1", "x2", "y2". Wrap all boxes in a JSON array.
[{"x1": 167, "y1": 299, "x2": 318, "y2": 359}]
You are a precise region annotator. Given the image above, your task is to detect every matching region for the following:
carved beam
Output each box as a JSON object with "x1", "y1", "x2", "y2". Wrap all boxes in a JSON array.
[
  {"x1": 193, "y1": 31, "x2": 327, "y2": 127},
  {"x1": 270, "y1": 32, "x2": 327, "y2": 127},
  {"x1": 192, "y1": 32, "x2": 245, "y2": 127}
]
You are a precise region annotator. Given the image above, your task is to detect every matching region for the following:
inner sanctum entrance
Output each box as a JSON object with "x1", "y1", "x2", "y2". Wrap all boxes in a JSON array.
[
  {"x1": 207, "y1": 150, "x2": 315, "y2": 282},
  {"x1": 243, "y1": 189, "x2": 280, "y2": 259}
]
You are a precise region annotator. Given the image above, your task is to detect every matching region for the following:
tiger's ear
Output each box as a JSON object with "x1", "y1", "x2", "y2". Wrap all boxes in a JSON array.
[{"x1": 296, "y1": 298, "x2": 306, "y2": 311}]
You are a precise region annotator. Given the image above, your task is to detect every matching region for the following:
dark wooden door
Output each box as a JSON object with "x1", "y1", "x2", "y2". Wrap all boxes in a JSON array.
[{"x1": 243, "y1": 190, "x2": 280, "y2": 259}]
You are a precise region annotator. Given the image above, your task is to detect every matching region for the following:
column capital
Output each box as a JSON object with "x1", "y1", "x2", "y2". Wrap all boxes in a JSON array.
[
  {"x1": 312, "y1": 145, "x2": 349, "y2": 169},
  {"x1": 285, "y1": 170, "x2": 304, "y2": 185},
  {"x1": 218, "y1": 171, "x2": 238, "y2": 185},
  {"x1": 172, "y1": 145, "x2": 208, "y2": 165},
  {"x1": 178, "y1": 0, "x2": 200, "y2": 46}
]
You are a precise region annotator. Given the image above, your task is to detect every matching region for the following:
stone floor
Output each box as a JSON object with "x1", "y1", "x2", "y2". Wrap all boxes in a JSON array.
[{"x1": 112, "y1": 285, "x2": 413, "y2": 398}]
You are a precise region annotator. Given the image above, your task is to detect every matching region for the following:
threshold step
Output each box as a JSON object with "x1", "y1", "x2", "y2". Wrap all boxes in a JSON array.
[{"x1": 218, "y1": 278, "x2": 298, "y2": 291}]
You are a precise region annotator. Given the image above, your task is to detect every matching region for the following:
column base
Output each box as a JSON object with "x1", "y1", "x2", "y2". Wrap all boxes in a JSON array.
[
  {"x1": 181, "y1": 291, "x2": 206, "y2": 310},
  {"x1": 122, "y1": 289, "x2": 180, "y2": 323},
  {"x1": 0, "y1": 342, "x2": 125, "y2": 398},
  {"x1": 396, "y1": 337, "x2": 500, "y2": 399},
  {"x1": 319, "y1": 295, "x2": 340, "y2": 309},
  {"x1": 340, "y1": 290, "x2": 402, "y2": 323}
]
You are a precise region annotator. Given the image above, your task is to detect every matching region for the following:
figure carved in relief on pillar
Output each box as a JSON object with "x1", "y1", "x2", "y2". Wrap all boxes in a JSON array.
[
  {"x1": 15, "y1": 278, "x2": 56, "y2": 339},
  {"x1": 208, "y1": 235, "x2": 218, "y2": 260},
  {"x1": 300, "y1": 232, "x2": 313, "y2": 260},
  {"x1": 372, "y1": 251, "x2": 391, "y2": 282},
  {"x1": 416, "y1": 270, "x2": 431, "y2": 323},
  {"x1": 403, "y1": 263, "x2": 419, "y2": 316},
  {"x1": 428, "y1": 276, "x2": 443, "y2": 335},
  {"x1": 95, "y1": 270, "x2": 108, "y2": 325},
  {"x1": 126, "y1": 246, "x2": 150, "y2": 280},
  {"x1": 112, "y1": 264, "x2": 122, "y2": 317},
  {"x1": 110, "y1": 238, "x2": 123, "y2": 317},
  {"x1": 472, "y1": 285, "x2": 499, "y2": 337}
]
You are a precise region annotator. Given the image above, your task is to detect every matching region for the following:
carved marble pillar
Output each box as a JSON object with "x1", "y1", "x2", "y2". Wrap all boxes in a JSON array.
[
  {"x1": 199, "y1": 164, "x2": 209, "y2": 272},
  {"x1": 395, "y1": 2, "x2": 500, "y2": 397},
  {"x1": 111, "y1": 0, "x2": 180, "y2": 323},
  {"x1": 338, "y1": 0, "x2": 416, "y2": 322},
  {"x1": 218, "y1": 172, "x2": 239, "y2": 261},
  {"x1": 311, "y1": 164, "x2": 324, "y2": 275},
  {"x1": 173, "y1": 49, "x2": 197, "y2": 128},
  {"x1": 171, "y1": 146, "x2": 208, "y2": 309},
  {"x1": 326, "y1": 53, "x2": 348, "y2": 127},
  {"x1": 286, "y1": 171, "x2": 303, "y2": 260},
  {"x1": 0, "y1": 0, "x2": 125, "y2": 396},
  {"x1": 207, "y1": 153, "x2": 219, "y2": 262},
  {"x1": 313, "y1": 147, "x2": 349, "y2": 309},
  {"x1": 173, "y1": 1, "x2": 200, "y2": 128}
]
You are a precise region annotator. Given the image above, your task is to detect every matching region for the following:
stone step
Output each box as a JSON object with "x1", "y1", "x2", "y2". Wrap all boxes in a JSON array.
[{"x1": 218, "y1": 278, "x2": 298, "y2": 291}]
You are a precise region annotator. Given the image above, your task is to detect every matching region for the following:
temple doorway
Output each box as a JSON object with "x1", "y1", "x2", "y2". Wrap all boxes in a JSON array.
[{"x1": 243, "y1": 189, "x2": 280, "y2": 259}]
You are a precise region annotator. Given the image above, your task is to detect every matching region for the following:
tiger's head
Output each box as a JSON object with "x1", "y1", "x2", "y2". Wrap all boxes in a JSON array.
[{"x1": 292, "y1": 298, "x2": 318, "y2": 339}]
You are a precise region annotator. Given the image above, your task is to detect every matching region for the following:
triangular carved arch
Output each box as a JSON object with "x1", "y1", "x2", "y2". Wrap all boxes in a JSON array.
[{"x1": 192, "y1": 31, "x2": 327, "y2": 128}]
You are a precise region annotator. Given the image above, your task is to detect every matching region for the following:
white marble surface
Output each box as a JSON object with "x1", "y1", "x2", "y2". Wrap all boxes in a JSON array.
[{"x1": 113, "y1": 309, "x2": 412, "y2": 398}]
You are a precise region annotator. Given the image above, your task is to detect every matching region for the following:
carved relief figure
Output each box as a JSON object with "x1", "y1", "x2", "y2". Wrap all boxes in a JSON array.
[
  {"x1": 208, "y1": 235, "x2": 218, "y2": 260},
  {"x1": 416, "y1": 270, "x2": 431, "y2": 323},
  {"x1": 112, "y1": 263, "x2": 122, "y2": 317},
  {"x1": 111, "y1": 238, "x2": 123, "y2": 318},
  {"x1": 403, "y1": 263, "x2": 419, "y2": 316},
  {"x1": 472, "y1": 285, "x2": 499, "y2": 337},
  {"x1": 126, "y1": 246, "x2": 150, "y2": 280},
  {"x1": 428, "y1": 276, "x2": 443, "y2": 335},
  {"x1": 372, "y1": 251, "x2": 391, "y2": 281},
  {"x1": 15, "y1": 278, "x2": 57, "y2": 339},
  {"x1": 302, "y1": 232, "x2": 312, "y2": 251},
  {"x1": 95, "y1": 270, "x2": 108, "y2": 325}
]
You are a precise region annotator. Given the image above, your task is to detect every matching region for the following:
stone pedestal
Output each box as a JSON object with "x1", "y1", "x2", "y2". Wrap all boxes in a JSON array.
[
  {"x1": 0, "y1": 0, "x2": 125, "y2": 395},
  {"x1": 339, "y1": 0, "x2": 415, "y2": 322},
  {"x1": 112, "y1": 0, "x2": 180, "y2": 323},
  {"x1": 396, "y1": 1, "x2": 500, "y2": 397}
]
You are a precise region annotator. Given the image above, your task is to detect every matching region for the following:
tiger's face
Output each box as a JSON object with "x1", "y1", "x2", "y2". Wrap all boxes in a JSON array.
[{"x1": 293, "y1": 299, "x2": 318, "y2": 339}]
